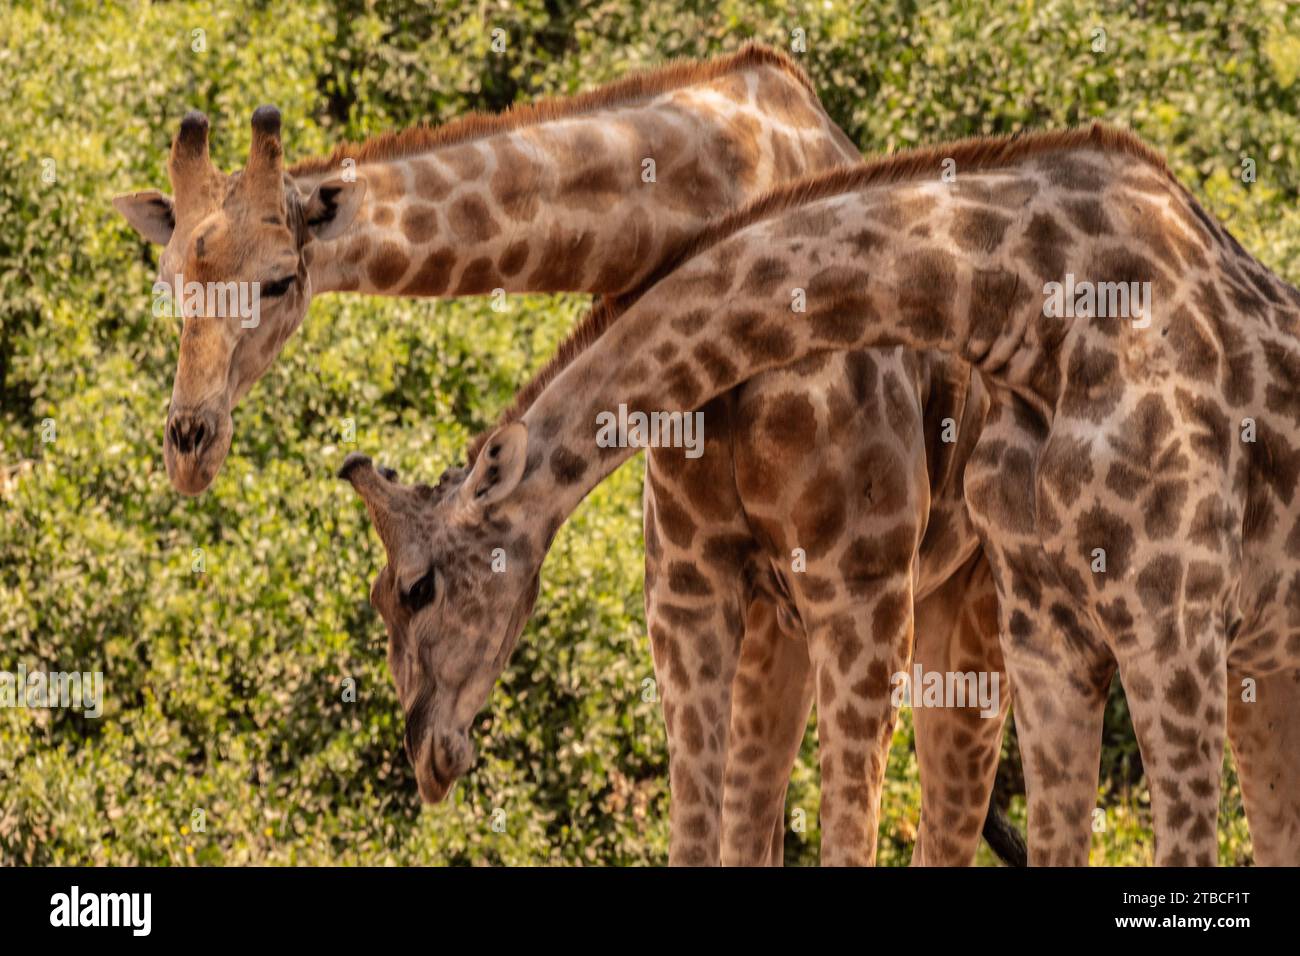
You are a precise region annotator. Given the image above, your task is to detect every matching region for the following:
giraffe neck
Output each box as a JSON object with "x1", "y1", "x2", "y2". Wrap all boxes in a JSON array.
[
  {"x1": 506, "y1": 141, "x2": 1300, "y2": 536},
  {"x1": 300, "y1": 57, "x2": 858, "y2": 299}
]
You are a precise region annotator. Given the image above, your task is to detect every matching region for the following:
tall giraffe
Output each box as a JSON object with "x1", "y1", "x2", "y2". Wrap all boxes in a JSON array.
[
  {"x1": 111, "y1": 47, "x2": 1010, "y2": 865},
  {"x1": 341, "y1": 123, "x2": 1300, "y2": 866}
]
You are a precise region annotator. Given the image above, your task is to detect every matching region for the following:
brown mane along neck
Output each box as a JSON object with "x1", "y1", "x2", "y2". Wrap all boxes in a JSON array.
[
  {"x1": 468, "y1": 122, "x2": 1180, "y2": 464},
  {"x1": 289, "y1": 42, "x2": 814, "y2": 178}
]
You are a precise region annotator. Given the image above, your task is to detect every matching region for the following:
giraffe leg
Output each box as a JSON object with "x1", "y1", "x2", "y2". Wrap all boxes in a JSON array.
[
  {"x1": 719, "y1": 596, "x2": 814, "y2": 865},
  {"x1": 1003, "y1": 631, "x2": 1112, "y2": 866},
  {"x1": 1116, "y1": 626, "x2": 1227, "y2": 867},
  {"x1": 643, "y1": 399, "x2": 755, "y2": 866},
  {"x1": 965, "y1": 400, "x2": 1114, "y2": 865},
  {"x1": 910, "y1": 551, "x2": 1011, "y2": 865},
  {"x1": 807, "y1": 585, "x2": 915, "y2": 866},
  {"x1": 644, "y1": 542, "x2": 742, "y2": 865},
  {"x1": 1227, "y1": 667, "x2": 1300, "y2": 864}
]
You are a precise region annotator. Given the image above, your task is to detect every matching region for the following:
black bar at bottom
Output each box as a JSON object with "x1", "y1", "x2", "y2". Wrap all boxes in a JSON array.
[{"x1": 0, "y1": 865, "x2": 1284, "y2": 944}]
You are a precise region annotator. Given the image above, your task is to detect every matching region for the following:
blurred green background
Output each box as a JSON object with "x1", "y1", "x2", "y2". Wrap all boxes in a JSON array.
[{"x1": 3, "y1": 0, "x2": 1298, "y2": 865}]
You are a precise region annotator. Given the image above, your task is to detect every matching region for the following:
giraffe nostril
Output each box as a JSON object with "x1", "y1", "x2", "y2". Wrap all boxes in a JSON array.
[{"x1": 167, "y1": 414, "x2": 215, "y2": 457}]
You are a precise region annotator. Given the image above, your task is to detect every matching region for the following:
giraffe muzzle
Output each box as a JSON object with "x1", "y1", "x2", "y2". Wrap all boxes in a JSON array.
[
  {"x1": 163, "y1": 405, "x2": 232, "y2": 495},
  {"x1": 337, "y1": 454, "x2": 410, "y2": 551},
  {"x1": 412, "y1": 728, "x2": 476, "y2": 804}
]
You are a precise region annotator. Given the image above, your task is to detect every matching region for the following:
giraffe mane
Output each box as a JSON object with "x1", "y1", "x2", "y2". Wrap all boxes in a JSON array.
[
  {"x1": 467, "y1": 122, "x2": 1181, "y2": 464},
  {"x1": 288, "y1": 42, "x2": 815, "y2": 178}
]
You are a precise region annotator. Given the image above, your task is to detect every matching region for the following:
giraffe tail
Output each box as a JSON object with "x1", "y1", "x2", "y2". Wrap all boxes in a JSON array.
[{"x1": 981, "y1": 797, "x2": 1027, "y2": 867}]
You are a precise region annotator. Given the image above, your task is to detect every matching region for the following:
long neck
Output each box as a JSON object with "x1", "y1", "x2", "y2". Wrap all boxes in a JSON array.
[
  {"x1": 512, "y1": 146, "x2": 1265, "y2": 533},
  {"x1": 301, "y1": 60, "x2": 858, "y2": 299}
]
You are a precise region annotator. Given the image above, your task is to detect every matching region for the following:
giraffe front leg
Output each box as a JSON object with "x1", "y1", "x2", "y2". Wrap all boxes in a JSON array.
[
  {"x1": 647, "y1": 546, "x2": 748, "y2": 868},
  {"x1": 720, "y1": 594, "x2": 814, "y2": 865},
  {"x1": 644, "y1": 527, "x2": 743, "y2": 866},
  {"x1": 644, "y1": 409, "x2": 752, "y2": 866},
  {"x1": 1227, "y1": 667, "x2": 1300, "y2": 864},
  {"x1": 1227, "y1": 667, "x2": 1300, "y2": 865},
  {"x1": 1116, "y1": 624, "x2": 1227, "y2": 867},
  {"x1": 983, "y1": 564, "x2": 1114, "y2": 867},
  {"x1": 807, "y1": 583, "x2": 914, "y2": 866},
  {"x1": 910, "y1": 551, "x2": 1011, "y2": 865}
]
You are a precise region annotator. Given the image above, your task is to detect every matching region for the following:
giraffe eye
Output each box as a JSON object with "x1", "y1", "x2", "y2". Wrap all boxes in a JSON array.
[
  {"x1": 403, "y1": 570, "x2": 436, "y2": 611},
  {"x1": 261, "y1": 275, "x2": 295, "y2": 298}
]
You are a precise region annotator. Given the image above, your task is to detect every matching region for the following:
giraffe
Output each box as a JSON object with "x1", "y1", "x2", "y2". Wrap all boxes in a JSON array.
[
  {"x1": 340, "y1": 122, "x2": 1300, "y2": 866},
  {"x1": 111, "y1": 46, "x2": 1011, "y2": 865}
]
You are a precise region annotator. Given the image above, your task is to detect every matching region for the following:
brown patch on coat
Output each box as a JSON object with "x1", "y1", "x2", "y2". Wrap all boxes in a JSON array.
[
  {"x1": 400, "y1": 248, "x2": 456, "y2": 296},
  {"x1": 490, "y1": 139, "x2": 541, "y2": 222},
  {"x1": 366, "y1": 242, "x2": 410, "y2": 290},
  {"x1": 950, "y1": 205, "x2": 1012, "y2": 255},
  {"x1": 448, "y1": 193, "x2": 501, "y2": 243},
  {"x1": 400, "y1": 204, "x2": 438, "y2": 244}
]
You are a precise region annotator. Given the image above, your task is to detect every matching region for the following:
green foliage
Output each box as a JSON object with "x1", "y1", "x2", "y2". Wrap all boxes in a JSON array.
[{"x1": 3, "y1": 0, "x2": 1295, "y2": 865}]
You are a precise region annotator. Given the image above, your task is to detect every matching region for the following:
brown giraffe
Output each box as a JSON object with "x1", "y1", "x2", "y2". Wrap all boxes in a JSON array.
[
  {"x1": 342, "y1": 123, "x2": 1300, "y2": 866},
  {"x1": 111, "y1": 46, "x2": 1009, "y2": 865}
]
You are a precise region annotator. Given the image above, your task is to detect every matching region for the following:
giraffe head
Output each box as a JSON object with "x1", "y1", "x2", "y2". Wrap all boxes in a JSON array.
[
  {"x1": 338, "y1": 424, "x2": 541, "y2": 802},
  {"x1": 112, "y1": 108, "x2": 366, "y2": 495}
]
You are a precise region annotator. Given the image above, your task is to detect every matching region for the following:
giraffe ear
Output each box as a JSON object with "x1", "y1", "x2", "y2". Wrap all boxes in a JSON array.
[
  {"x1": 461, "y1": 423, "x2": 528, "y2": 509},
  {"x1": 112, "y1": 190, "x2": 175, "y2": 245},
  {"x1": 303, "y1": 176, "x2": 366, "y2": 241}
]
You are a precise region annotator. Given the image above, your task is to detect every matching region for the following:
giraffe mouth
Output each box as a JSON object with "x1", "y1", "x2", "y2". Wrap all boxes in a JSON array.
[
  {"x1": 413, "y1": 728, "x2": 475, "y2": 804},
  {"x1": 417, "y1": 755, "x2": 453, "y2": 804}
]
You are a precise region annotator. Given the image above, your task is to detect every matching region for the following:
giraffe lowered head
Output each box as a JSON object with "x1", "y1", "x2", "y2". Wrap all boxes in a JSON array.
[
  {"x1": 112, "y1": 108, "x2": 366, "y2": 495},
  {"x1": 338, "y1": 424, "x2": 543, "y2": 803}
]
